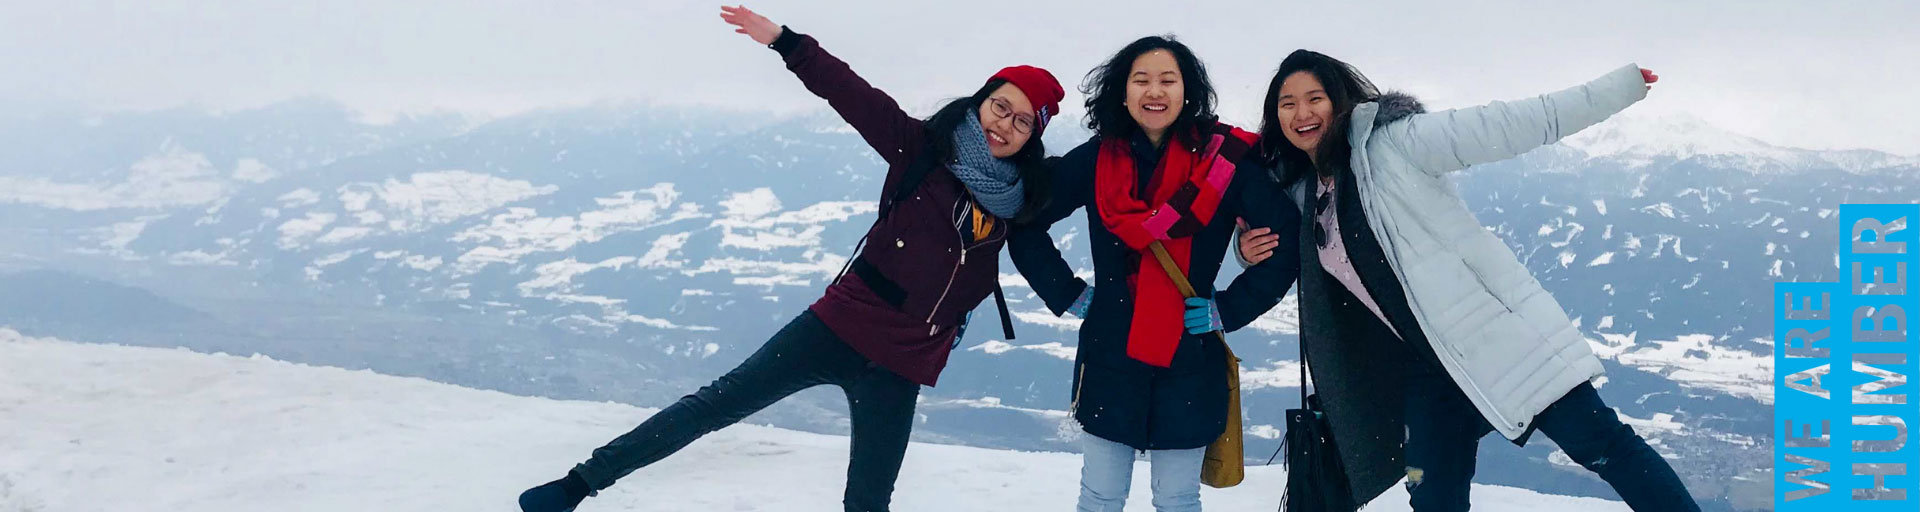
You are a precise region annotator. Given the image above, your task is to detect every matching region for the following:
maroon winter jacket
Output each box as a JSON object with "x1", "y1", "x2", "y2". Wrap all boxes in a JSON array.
[{"x1": 774, "y1": 29, "x2": 1009, "y2": 387}]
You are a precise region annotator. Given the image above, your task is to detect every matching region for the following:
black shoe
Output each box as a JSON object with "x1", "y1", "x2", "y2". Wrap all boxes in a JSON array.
[{"x1": 518, "y1": 471, "x2": 591, "y2": 512}]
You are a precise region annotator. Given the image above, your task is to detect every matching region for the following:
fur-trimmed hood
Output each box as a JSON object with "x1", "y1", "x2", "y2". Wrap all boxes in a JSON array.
[
  {"x1": 1372, "y1": 91, "x2": 1426, "y2": 126},
  {"x1": 1276, "y1": 91, "x2": 1429, "y2": 201}
]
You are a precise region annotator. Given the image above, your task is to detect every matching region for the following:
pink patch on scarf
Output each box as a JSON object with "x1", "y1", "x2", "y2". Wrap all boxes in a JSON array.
[
  {"x1": 1202, "y1": 135, "x2": 1236, "y2": 191},
  {"x1": 1142, "y1": 208, "x2": 1182, "y2": 240},
  {"x1": 1206, "y1": 157, "x2": 1236, "y2": 191}
]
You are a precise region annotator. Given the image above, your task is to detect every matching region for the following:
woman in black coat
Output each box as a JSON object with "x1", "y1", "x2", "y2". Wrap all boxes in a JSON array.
[{"x1": 1009, "y1": 35, "x2": 1300, "y2": 511}]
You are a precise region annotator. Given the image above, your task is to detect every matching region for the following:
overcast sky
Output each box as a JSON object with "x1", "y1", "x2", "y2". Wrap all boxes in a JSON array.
[{"x1": 4, "y1": 0, "x2": 1916, "y2": 154}]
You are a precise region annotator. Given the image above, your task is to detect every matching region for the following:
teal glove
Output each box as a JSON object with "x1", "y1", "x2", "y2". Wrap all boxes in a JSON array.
[{"x1": 1184, "y1": 297, "x2": 1222, "y2": 334}]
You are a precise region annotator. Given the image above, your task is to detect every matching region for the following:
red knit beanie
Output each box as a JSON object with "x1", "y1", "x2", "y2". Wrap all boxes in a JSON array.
[{"x1": 989, "y1": 65, "x2": 1065, "y2": 136}]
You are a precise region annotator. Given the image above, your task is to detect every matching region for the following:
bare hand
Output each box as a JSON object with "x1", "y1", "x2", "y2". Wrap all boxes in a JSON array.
[
  {"x1": 1640, "y1": 68, "x2": 1659, "y2": 91},
  {"x1": 1237, "y1": 220, "x2": 1278, "y2": 265},
  {"x1": 719, "y1": 5, "x2": 780, "y2": 45}
]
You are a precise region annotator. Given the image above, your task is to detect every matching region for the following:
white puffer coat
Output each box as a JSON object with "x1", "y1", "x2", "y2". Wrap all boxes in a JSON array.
[{"x1": 1341, "y1": 64, "x2": 1648, "y2": 439}]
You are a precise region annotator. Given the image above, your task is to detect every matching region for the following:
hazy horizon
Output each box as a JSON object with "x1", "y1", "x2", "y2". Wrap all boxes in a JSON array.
[{"x1": 3, "y1": 0, "x2": 1918, "y2": 155}]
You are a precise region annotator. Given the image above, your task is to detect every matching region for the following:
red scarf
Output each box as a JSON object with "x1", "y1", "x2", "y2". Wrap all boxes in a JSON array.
[{"x1": 1095, "y1": 124, "x2": 1257, "y2": 367}]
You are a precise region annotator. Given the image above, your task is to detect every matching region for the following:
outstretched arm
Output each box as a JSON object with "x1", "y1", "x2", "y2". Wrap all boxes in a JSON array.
[
  {"x1": 1378, "y1": 65, "x2": 1658, "y2": 176},
  {"x1": 721, "y1": 5, "x2": 921, "y2": 166}
]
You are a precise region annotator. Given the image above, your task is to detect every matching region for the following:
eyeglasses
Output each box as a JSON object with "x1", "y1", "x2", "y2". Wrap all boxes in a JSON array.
[
  {"x1": 1312, "y1": 185, "x2": 1332, "y2": 248},
  {"x1": 987, "y1": 97, "x2": 1036, "y2": 135}
]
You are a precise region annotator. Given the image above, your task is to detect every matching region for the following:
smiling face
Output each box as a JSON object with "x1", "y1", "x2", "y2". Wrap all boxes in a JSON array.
[
  {"x1": 1275, "y1": 71, "x2": 1334, "y2": 158},
  {"x1": 976, "y1": 82, "x2": 1034, "y2": 158},
  {"x1": 1125, "y1": 50, "x2": 1184, "y2": 145}
]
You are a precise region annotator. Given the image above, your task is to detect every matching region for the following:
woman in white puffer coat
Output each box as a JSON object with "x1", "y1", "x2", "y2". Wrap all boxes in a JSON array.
[{"x1": 1236, "y1": 50, "x2": 1699, "y2": 511}]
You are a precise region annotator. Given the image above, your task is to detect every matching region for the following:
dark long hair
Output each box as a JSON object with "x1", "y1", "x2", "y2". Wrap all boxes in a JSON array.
[
  {"x1": 1258, "y1": 49, "x2": 1379, "y2": 187},
  {"x1": 922, "y1": 79, "x2": 1051, "y2": 224},
  {"x1": 1081, "y1": 35, "x2": 1218, "y2": 148}
]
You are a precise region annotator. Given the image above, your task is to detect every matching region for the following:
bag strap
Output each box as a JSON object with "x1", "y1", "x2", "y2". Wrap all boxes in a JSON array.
[
  {"x1": 1146, "y1": 241, "x2": 1228, "y2": 346},
  {"x1": 1299, "y1": 334, "x2": 1308, "y2": 406},
  {"x1": 878, "y1": 148, "x2": 938, "y2": 221},
  {"x1": 993, "y1": 285, "x2": 1016, "y2": 340},
  {"x1": 1147, "y1": 241, "x2": 1303, "y2": 414}
]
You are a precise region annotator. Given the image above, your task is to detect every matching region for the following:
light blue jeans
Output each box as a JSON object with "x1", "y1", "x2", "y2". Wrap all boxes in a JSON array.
[{"x1": 1077, "y1": 433, "x2": 1205, "y2": 512}]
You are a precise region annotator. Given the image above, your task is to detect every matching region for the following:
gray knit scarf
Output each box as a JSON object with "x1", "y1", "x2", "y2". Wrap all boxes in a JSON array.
[{"x1": 949, "y1": 112, "x2": 1026, "y2": 218}]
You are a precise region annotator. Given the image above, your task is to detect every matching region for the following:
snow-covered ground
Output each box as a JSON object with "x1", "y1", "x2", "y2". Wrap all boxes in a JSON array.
[{"x1": 0, "y1": 328, "x2": 1629, "y2": 511}]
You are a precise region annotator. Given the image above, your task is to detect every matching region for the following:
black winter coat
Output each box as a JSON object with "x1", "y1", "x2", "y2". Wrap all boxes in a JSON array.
[{"x1": 1010, "y1": 128, "x2": 1301, "y2": 450}]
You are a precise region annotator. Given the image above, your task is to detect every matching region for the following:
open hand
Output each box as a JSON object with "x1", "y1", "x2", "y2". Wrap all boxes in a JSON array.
[
  {"x1": 1641, "y1": 68, "x2": 1659, "y2": 91},
  {"x1": 1237, "y1": 219, "x2": 1278, "y2": 266},
  {"x1": 719, "y1": 5, "x2": 780, "y2": 45}
]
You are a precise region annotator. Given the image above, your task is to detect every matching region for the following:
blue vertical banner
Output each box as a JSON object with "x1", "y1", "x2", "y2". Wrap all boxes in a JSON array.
[{"x1": 1776, "y1": 203, "x2": 1919, "y2": 510}]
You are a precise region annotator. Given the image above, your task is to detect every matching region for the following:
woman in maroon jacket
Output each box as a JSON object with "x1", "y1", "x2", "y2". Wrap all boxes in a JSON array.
[{"x1": 517, "y1": 6, "x2": 1064, "y2": 512}]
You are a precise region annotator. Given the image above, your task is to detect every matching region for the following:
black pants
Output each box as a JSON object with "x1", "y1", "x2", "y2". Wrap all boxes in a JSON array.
[
  {"x1": 1400, "y1": 362, "x2": 1700, "y2": 512},
  {"x1": 572, "y1": 311, "x2": 922, "y2": 512}
]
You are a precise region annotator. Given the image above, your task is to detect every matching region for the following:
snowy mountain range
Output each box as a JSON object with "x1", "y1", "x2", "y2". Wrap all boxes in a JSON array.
[{"x1": 1, "y1": 99, "x2": 1912, "y2": 511}]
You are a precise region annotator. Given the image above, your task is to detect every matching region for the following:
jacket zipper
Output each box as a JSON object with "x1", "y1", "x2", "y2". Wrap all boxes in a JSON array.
[
  {"x1": 926, "y1": 264, "x2": 963, "y2": 334},
  {"x1": 923, "y1": 198, "x2": 1011, "y2": 334},
  {"x1": 924, "y1": 197, "x2": 972, "y2": 332}
]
